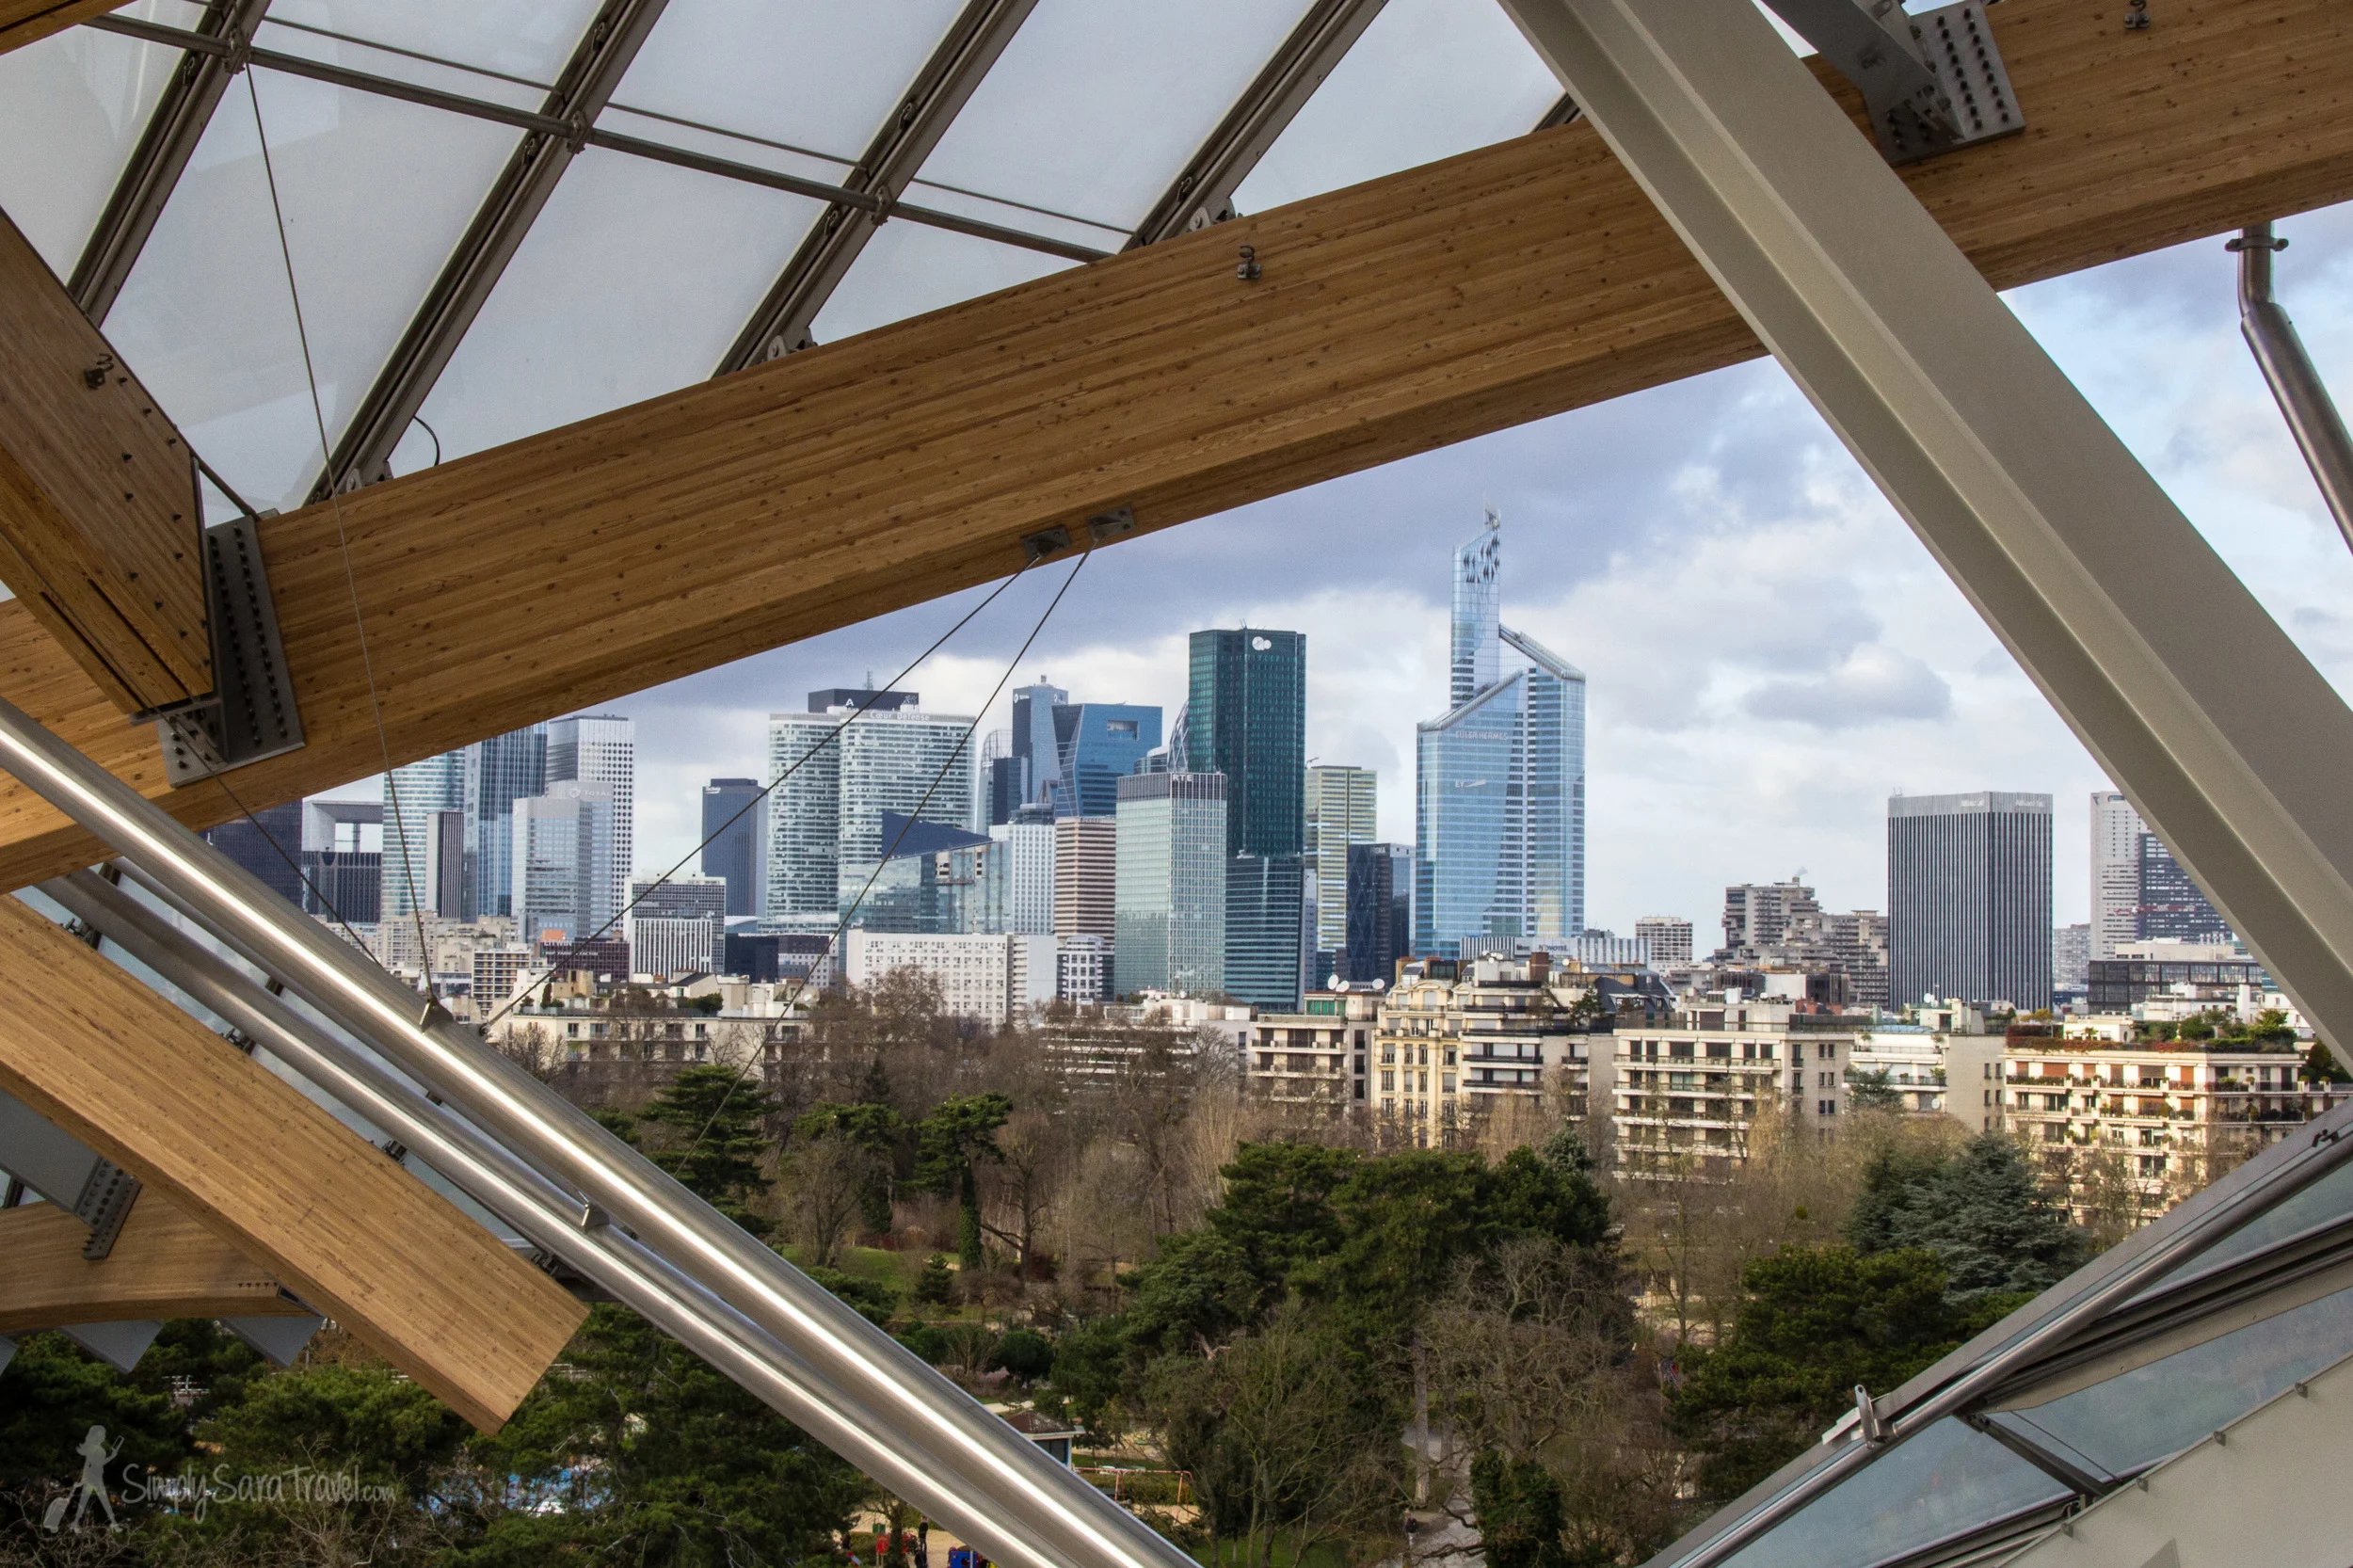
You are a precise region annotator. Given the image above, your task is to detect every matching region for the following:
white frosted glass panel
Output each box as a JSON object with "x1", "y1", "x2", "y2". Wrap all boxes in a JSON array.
[
  {"x1": 1234, "y1": 0, "x2": 1561, "y2": 214},
  {"x1": 809, "y1": 219, "x2": 1073, "y2": 346},
  {"x1": 0, "y1": 12, "x2": 189, "y2": 273},
  {"x1": 253, "y1": 17, "x2": 554, "y2": 114},
  {"x1": 610, "y1": 0, "x2": 963, "y2": 166},
  {"x1": 104, "y1": 68, "x2": 522, "y2": 514},
  {"x1": 261, "y1": 0, "x2": 602, "y2": 86},
  {"x1": 917, "y1": 0, "x2": 1317, "y2": 231},
  {"x1": 412, "y1": 147, "x2": 826, "y2": 468}
]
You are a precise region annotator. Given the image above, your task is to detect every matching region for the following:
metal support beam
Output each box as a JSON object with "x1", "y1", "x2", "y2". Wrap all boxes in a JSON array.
[
  {"x1": 1128, "y1": 0, "x2": 1388, "y2": 248},
  {"x1": 2232, "y1": 222, "x2": 2353, "y2": 555},
  {"x1": 312, "y1": 0, "x2": 671, "y2": 499},
  {"x1": 716, "y1": 0, "x2": 1039, "y2": 371},
  {"x1": 69, "y1": 0, "x2": 273, "y2": 324}
]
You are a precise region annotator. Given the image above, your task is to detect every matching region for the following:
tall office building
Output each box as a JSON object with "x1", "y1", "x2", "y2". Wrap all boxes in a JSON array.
[
  {"x1": 701, "y1": 777, "x2": 767, "y2": 918},
  {"x1": 384, "y1": 750, "x2": 464, "y2": 921},
  {"x1": 466, "y1": 723, "x2": 547, "y2": 919},
  {"x1": 630, "y1": 873, "x2": 728, "y2": 977},
  {"x1": 2138, "y1": 834, "x2": 2234, "y2": 944},
  {"x1": 422, "y1": 808, "x2": 466, "y2": 919},
  {"x1": 1344, "y1": 841, "x2": 1413, "y2": 984},
  {"x1": 1227, "y1": 854, "x2": 1310, "y2": 1010},
  {"x1": 1054, "y1": 814, "x2": 1118, "y2": 952},
  {"x1": 1415, "y1": 511, "x2": 1588, "y2": 955},
  {"x1": 1113, "y1": 772, "x2": 1226, "y2": 997},
  {"x1": 1008, "y1": 680, "x2": 1161, "y2": 818},
  {"x1": 512, "y1": 779, "x2": 616, "y2": 949},
  {"x1": 1008, "y1": 680, "x2": 1064, "y2": 815},
  {"x1": 765, "y1": 689, "x2": 974, "y2": 920},
  {"x1": 203, "y1": 800, "x2": 306, "y2": 908},
  {"x1": 1000, "y1": 805, "x2": 1057, "y2": 935},
  {"x1": 1635, "y1": 916, "x2": 1694, "y2": 969},
  {"x1": 1186, "y1": 629, "x2": 1305, "y2": 857},
  {"x1": 1305, "y1": 765, "x2": 1377, "y2": 959},
  {"x1": 2091, "y1": 789, "x2": 2234, "y2": 952},
  {"x1": 300, "y1": 800, "x2": 381, "y2": 925},
  {"x1": 1888, "y1": 791, "x2": 2053, "y2": 1010},
  {"x1": 980, "y1": 728, "x2": 1023, "y2": 826},
  {"x1": 548, "y1": 714, "x2": 634, "y2": 926},
  {"x1": 2054, "y1": 921, "x2": 2091, "y2": 993}
]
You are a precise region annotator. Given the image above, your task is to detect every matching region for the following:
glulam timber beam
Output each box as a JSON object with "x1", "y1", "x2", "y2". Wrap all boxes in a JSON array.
[
  {"x1": 0, "y1": 0, "x2": 2345, "y2": 888},
  {"x1": 0, "y1": 210, "x2": 209, "y2": 712},
  {"x1": 0, "y1": 899, "x2": 585, "y2": 1429},
  {"x1": 0, "y1": 0, "x2": 120, "y2": 55},
  {"x1": 0, "y1": 1192, "x2": 309, "y2": 1334}
]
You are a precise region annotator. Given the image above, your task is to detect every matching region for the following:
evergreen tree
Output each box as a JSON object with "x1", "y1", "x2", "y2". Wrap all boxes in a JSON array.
[
  {"x1": 917, "y1": 1093, "x2": 1011, "y2": 1270},
  {"x1": 2305, "y1": 1040, "x2": 2353, "y2": 1085},
  {"x1": 1845, "y1": 1131, "x2": 2089, "y2": 1302},
  {"x1": 1472, "y1": 1450, "x2": 1568, "y2": 1568},
  {"x1": 638, "y1": 1064, "x2": 780, "y2": 1239}
]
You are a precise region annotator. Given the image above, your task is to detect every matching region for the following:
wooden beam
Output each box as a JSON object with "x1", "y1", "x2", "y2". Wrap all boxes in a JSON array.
[
  {"x1": 0, "y1": 0, "x2": 2344, "y2": 890},
  {"x1": 0, "y1": 209, "x2": 209, "y2": 712},
  {"x1": 0, "y1": 0, "x2": 120, "y2": 55},
  {"x1": 0, "y1": 899, "x2": 584, "y2": 1430},
  {"x1": 0, "y1": 1192, "x2": 309, "y2": 1334}
]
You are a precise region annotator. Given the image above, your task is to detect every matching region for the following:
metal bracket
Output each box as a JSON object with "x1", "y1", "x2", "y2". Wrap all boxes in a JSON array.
[
  {"x1": 1765, "y1": 0, "x2": 2021, "y2": 165},
  {"x1": 1086, "y1": 506, "x2": 1139, "y2": 547},
  {"x1": 72, "y1": 1157, "x2": 141, "y2": 1261},
  {"x1": 1020, "y1": 524, "x2": 1071, "y2": 564},
  {"x1": 152, "y1": 512, "x2": 305, "y2": 787}
]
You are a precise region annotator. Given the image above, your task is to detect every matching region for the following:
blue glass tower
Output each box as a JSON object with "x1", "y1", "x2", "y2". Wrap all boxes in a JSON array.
[
  {"x1": 465, "y1": 722, "x2": 547, "y2": 919},
  {"x1": 1010, "y1": 681, "x2": 1160, "y2": 818},
  {"x1": 1186, "y1": 629, "x2": 1306, "y2": 857}
]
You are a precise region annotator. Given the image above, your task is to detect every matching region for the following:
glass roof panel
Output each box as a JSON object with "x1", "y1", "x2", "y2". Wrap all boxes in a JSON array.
[
  {"x1": 101, "y1": 65, "x2": 523, "y2": 516},
  {"x1": 607, "y1": 0, "x2": 964, "y2": 170},
  {"x1": 0, "y1": 4, "x2": 198, "y2": 274},
  {"x1": 1719, "y1": 1418, "x2": 2065, "y2": 1568},
  {"x1": 914, "y1": 0, "x2": 1321, "y2": 233},
  {"x1": 808, "y1": 219, "x2": 1077, "y2": 348},
  {"x1": 2010, "y1": 1283, "x2": 2353, "y2": 1475},
  {"x1": 251, "y1": 13, "x2": 555, "y2": 116},
  {"x1": 1233, "y1": 0, "x2": 1562, "y2": 214},
  {"x1": 2129, "y1": 1159, "x2": 2353, "y2": 1297},
  {"x1": 410, "y1": 147, "x2": 827, "y2": 470},
  {"x1": 259, "y1": 0, "x2": 600, "y2": 88}
]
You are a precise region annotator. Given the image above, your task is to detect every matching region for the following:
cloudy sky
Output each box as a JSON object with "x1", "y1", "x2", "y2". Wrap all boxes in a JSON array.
[{"x1": 8, "y1": 0, "x2": 2351, "y2": 949}]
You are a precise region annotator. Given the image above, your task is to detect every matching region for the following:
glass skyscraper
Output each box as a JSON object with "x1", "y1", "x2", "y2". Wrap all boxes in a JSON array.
[
  {"x1": 701, "y1": 777, "x2": 766, "y2": 918},
  {"x1": 548, "y1": 713, "x2": 634, "y2": 924},
  {"x1": 1008, "y1": 680, "x2": 1161, "y2": 818},
  {"x1": 1887, "y1": 791, "x2": 2054, "y2": 1010},
  {"x1": 1226, "y1": 853, "x2": 1310, "y2": 1010},
  {"x1": 1305, "y1": 764, "x2": 1378, "y2": 957},
  {"x1": 465, "y1": 723, "x2": 547, "y2": 920},
  {"x1": 1415, "y1": 512, "x2": 1587, "y2": 958},
  {"x1": 1113, "y1": 771, "x2": 1227, "y2": 997},
  {"x1": 1186, "y1": 629, "x2": 1305, "y2": 858},
  {"x1": 384, "y1": 749, "x2": 464, "y2": 921},
  {"x1": 764, "y1": 688, "x2": 975, "y2": 922}
]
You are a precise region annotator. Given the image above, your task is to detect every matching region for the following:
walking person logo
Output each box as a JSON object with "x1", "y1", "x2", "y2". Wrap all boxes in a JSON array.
[{"x1": 41, "y1": 1424, "x2": 124, "y2": 1533}]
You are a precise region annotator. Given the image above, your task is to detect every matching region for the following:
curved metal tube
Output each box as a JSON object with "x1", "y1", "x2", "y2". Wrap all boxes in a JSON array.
[
  {"x1": 0, "y1": 696, "x2": 1188, "y2": 1568},
  {"x1": 2233, "y1": 222, "x2": 2353, "y2": 554}
]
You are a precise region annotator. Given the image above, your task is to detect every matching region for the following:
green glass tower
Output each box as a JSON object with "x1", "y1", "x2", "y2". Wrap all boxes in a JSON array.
[{"x1": 1185, "y1": 629, "x2": 1306, "y2": 858}]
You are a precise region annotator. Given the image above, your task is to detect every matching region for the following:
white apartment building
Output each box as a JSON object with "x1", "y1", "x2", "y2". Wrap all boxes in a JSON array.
[
  {"x1": 1241, "y1": 992, "x2": 1377, "y2": 1112},
  {"x1": 1612, "y1": 997, "x2": 1856, "y2": 1178},
  {"x1": 1372, "y1": 954, "x2": 1613, "y2": 1145},
  {"x1": 1849, "y1": 1024, "x2": 2006, "y2": 1131},
  {"x1": 843, "y1": 929, "x2": 1056, "y2": 1025},
  {"x1": 1635, "y1": 915, "x2": 1694, "y2": 969},
  {"x1": 1056, "y1": 934, "x2": 1109, "y2": 1005}
]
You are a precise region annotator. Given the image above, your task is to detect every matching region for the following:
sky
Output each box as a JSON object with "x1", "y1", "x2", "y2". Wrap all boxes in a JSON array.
[{"x1": 9, "y1": 0, "x2": 2351, "y2": 952}]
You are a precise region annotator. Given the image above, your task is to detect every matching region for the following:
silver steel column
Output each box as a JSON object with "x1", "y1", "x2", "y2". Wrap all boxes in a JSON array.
[
  {"x1": 1494, "y1": 0, "x2": 2353, "y2": 1059},
  {"x1": 2232, "y1": 222, "x2": 2353, "y2": 554},
  {"x1": 0, "y1": 697, "x2": 1190, "y2": 1568}
]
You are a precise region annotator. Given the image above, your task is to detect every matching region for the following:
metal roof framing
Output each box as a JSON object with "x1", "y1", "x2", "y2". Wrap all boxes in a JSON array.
[
  {"x1": 308, "y1": 0, "x2": 671, "y2": 500},
  {"x1": 715, "y1": 0, "x2": 1041, "y2": 373},
  {"x1": 69, "y1": 0, "x2": 273, "y2": 324},
  {"x1": 1128, "y1": 0, "x2": 1389, "y2": 248}
]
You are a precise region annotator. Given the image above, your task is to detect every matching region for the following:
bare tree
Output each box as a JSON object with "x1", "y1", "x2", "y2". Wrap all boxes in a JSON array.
[{"x1": 792, "y1": 1129, "x2": 880, "y2": 1268}]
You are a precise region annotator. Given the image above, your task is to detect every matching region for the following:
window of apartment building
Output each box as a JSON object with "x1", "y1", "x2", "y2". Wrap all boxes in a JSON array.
[
  {"x1": 1353, "y1": 1054, "x2": 1367, "y2": 1075},
  {"x1": 2044, "y1": 1123, "x2": 2065, "y2": 1141},
  {"x1": 1444, "y1": 1047, "x2": 1457, "y2": 1066},
  {"x1": 1671, "y1": 1041, "x2": 1694, "y2": 1060},
  {"x1": 1706, "y1": 1040, "x2": 1730, "y2": 1060},
  {"x1": 1443, "y1": 1074, "x2": 1457, "y2": 1094}
]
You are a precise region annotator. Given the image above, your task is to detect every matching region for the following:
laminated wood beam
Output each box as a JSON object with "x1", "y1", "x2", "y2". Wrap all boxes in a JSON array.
[
  {"x1": 0, "y1": 0, "x2": 2345, "y2": 889},
  {"x1": 0, "y1": 899, "x2": 585, "y2": 1430},
  {"x1": 0, "y1": 0, "x2": 120, "y2": 55},
  {"x1": 0, "y1": 210, "x2": 209, "y2": 712},
  {"x1": 0, "y1": 1192, "x2": 309, "y2": 1334}
]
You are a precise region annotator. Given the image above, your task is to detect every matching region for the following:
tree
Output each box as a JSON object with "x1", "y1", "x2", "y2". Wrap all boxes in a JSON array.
[
  {"x1": 913, "y1": 1253, "x2": 956, "y2": 1306},
  {"x1": 983, "y1": 1106, "x2": 1073, "y2": 1279},
  {"x1": 1845, "y1": 1131, "x2": 2089, "y2": 1302},
  {"x1": 918, "y1": 1093, "x2": 1012, "y2": 1270},
  {"x1": 1471, "y1": 1451, "x2": 1567, "y2": 1568},
  {"x1": 2305, "y1": 1040, "x2": 2352, "y2": 1085},
  {"x1": 1845, "y1": 1066, "x2": 1904, "y2": 1112},
  {"x1": 795, "y1": 1099, "x2": 904, "y2": 1233},
  {"x1": 636, "y1": 1064, "x2": 781, "y2": 1238},
  {"x1": 791, "y1": 1128, "x2": 879, "y2": 1267},
  {"x1": 992, "y1": 1329, "x2": 1055, "y2": 1384}
]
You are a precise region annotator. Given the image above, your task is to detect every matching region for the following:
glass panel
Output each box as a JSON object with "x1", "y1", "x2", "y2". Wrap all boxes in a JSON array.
[
  {"x1": 1721, "y1": 1419, "x2": 2065, "y2": 1568},
  {"x1": 411, "y1": 147, "x2": 827, "y2": 468},
  {"x1": 1233, "y1": 0, "x2": 1562, "y2": 215},
  {"x1": 2011, "y1": 1284, "x2": 2353, "y2": 1475},
  {"x1": 607, "y1": 0, "x2": 964, "y2": 168},
  {"x1": 253, "y1": 13, "x2": 557, "y2": 115},
  {"x1": 0, "y1": 5, "x2": 195, "y2": 273},
  {"x1": 2131, "y1": 1160, "x2": 2353, "y2": 1297},
  {"x1": 259, "y1": 0, "x2": 601, "y2": 88},
  {"x1": 915, "y1": 0, "x2": 1319, "y2": 232},
  {"x1": 102, "y1": 67, "x2": 523, "y2": 515},
  {"x1": 809, "y1": 219, "x2": 1075, "y2": 347}
]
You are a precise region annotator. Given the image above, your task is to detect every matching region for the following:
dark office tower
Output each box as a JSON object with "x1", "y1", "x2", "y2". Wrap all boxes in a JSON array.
[
  {"x1": 1186, "y1": 629, "x2": 1305, "y2": 858},
  {"x1": 987, "y1": 754, "x2": 1029, "y2": 826},
  {"x1": 1888, "y1": 792, "x2": 2053, "y2": 1010},
  {"x1": 701, "y1": 777, "x2": 767, "y2": 919},
  {"x1": 204, "y1": 800, "x2": 306, "y2": 909},
  {"x1": 2137, "y1": 828, "x2": 2234, "y2": 945},
  {"x1": 1345, "y1": 842, "x2": 1414, "y2": 984},
  {"x1": 1226, "y1": 854, "x2": 1309, "y2": 1012},
  {"x1": 1010, "y1": 680, "x2": 1067, "y2": 812},
  {"x1": 465, "y1": 723, "x2": 547, "y2": 919}
]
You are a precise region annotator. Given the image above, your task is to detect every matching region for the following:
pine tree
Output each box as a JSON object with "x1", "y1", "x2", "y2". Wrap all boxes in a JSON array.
[{"x1": 639, "y1": 1064, "x2": 780, "y2": 1238}]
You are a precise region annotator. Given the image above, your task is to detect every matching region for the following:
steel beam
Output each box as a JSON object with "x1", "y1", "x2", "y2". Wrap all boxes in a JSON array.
[
  {"x1": 69, "y1": 0, "x2": 273, "y2": 325},
  {"x1": 1128, "y1": 0, "x2": 1388, "y2": 248},
  {"x1": 715, "y1": 0, "x2": 1039, "y2": 371},
  {"x1": 311, "y1": 0, "x2": 671, "y2": 499},
  {"x1": 2233, "y1": 222, "x2": 2353, "y2": 554}
]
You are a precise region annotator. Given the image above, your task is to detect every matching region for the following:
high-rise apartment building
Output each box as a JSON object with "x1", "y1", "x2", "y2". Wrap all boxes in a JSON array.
[
  {"x1": 1416, "y1": 512, "x2": 1588, "y2": 955},
  {"x1": 512, "y1": 779, "x2": 615, "y2": 950},
  {"x1": 1305, "y1": 765, "x2": 1377, "y2": 959},
  {"x1": 2089, "y1": 789, "x2": 2233, "y2": 958},
  {"x1": 1345, "y1": 842, "x2": 1413, "y2": 984},
  {"x1": 764, "y1": 689, "x2": 973, "y2": 920},
  {"x1": 1888, "y1": 792, "x2": 2053, "y2": 1010},
  {"x1": 548, "y1": 714, "x2": 634, "y2": 924},
  {"x1": 1114, "y1": 772, "x2": 1227, "y2": 997},
  {"x1": 385, "y1": 750, "x2": 464, "y2": 921},
  {"x1": 1226, "y1": 854, "x2": 1310, "y2": 1011},
  {"x1": 1187, "y1": 629, "x2": 1305, "y2": 858},
  {"x1": 466, "y1": 723, "x2": 547, "y2": 920},
  {"x1": 1720, "y1": 881, "x2": 1822, "y2": 954},
  {"x1": 1635, "y1": 916, "x2": 1694, "y2": 969},
  {"x1": 700, "y1": 777, "x2": 766, "y2": 919}
]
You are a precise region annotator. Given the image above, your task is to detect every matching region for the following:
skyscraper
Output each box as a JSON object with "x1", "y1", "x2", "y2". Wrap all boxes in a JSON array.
[
  {"x1": 512, "y1": 779, "x2": 616, "y2": 949},
  {"x1": 2091, "y1": 789, "x2": 2234, "y2": 952},
  {"x1": 1415, "y1": 511, "x2": 1587, "y2": 957},
  {"x1": 1226, "y1": 854, "x2": 1310, "y2": 1010},
  {"x1": 765, "y1": 689, "x2": 973, "y2": 922},
  {"x1": 1009, "y1": 680, "x2": 1066, "y2": 813},
  {"x1": 1305, "y1": 764, "x2": 1377, "y2": 958},
  {"x1": 385, "y1": 750, "x2": 464, "y2": 922},
  {"x1": 465, "y1": 723, "x2": 546, "y2": 920},
  {"x1": 630, "y1": 873, "x2": 728, "y2": 977},
  {"x1": 1344, "y1": 841, "x2": 1413, "y2": 984},
  {"x1": 1007, "y1": 680, "x2": 1162, "y2": 817},
  {"x1": 1186, "y1": 629, "x2": 1305, "y2": 858},
  {"x1": 1114, "y1": 772, "x2": 1226, "y2": 997},
  {"x1": 1000, "y1": 805, "x2": 1057, "y2": 936},
  {"x1": 1054, "y1": 814, "x2": 1117, "y2": 943},
  {"x1": 203, "y1": 800, "x2": 305, "y2": 908},
  {"x1": 701, "y1": 778, "x2": 767, "y2": 918},
  {"x1": 548, "y1": 714, "x2": 634, "y2": 924},
  {"x1": 1888, "y1": 791, "x2": 2053, "y2": 1010}
]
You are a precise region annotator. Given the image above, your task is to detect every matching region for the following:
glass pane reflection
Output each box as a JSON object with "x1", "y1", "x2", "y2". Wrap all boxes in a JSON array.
[{"x1": 1719, "y1": 1420, "x2": 2063, "y2": 1568}]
